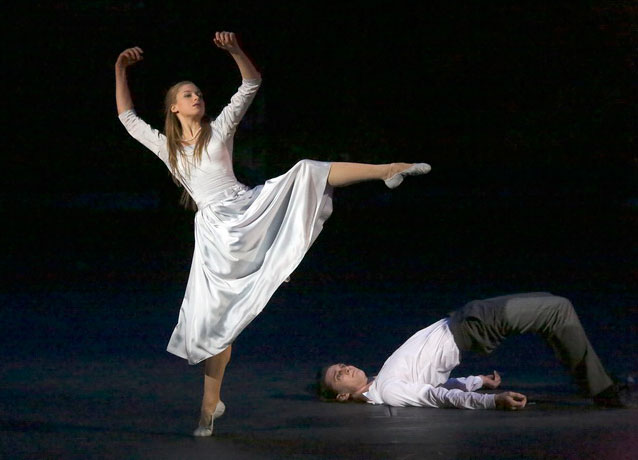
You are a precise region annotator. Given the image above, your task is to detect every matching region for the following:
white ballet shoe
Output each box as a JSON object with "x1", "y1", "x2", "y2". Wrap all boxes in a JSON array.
[
  {"x1": 192, "y1": 400, "x2": 226, "y2": 437},
  {"x1": 213, "y1": 400, "x2": 226, "y2": 419},
  {"x1": 193, "y1": 421, "x2": 214, "y2": 437},
  {"x1": 384, "y1": 163, "x2": 431, "y2": 189}
]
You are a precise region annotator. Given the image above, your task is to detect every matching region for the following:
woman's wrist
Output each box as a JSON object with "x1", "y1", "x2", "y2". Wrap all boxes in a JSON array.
[{"x1": 228, "y1": 48, "x2": 246, "y2": 58}]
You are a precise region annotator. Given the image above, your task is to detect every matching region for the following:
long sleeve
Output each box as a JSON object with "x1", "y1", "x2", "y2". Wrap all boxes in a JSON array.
[
  {"x1": 441, "y1": 375, "x2": 484, "y2": 392},
  {"x1": 375, "y1": 379, "x2": 496, "y2": 409},
  {"x1": 212, "y1": 78, "x2": 261, "y2": 140},
  {"x1": 118, "y1": 109, "x2": 169, "y2": 165}
]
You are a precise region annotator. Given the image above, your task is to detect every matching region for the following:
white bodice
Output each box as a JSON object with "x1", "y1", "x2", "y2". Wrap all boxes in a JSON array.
[{"x1": 118, "y1": 78, "x2": 261, "y2": 208}]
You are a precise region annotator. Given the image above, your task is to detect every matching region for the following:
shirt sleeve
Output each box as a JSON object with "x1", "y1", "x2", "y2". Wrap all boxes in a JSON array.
[
  {"x1": 118, "y1": 109, "x2": 169, "y2": 164},
  {"x1": 441, "y1": 375, "x2": 484, "y2": 392},
  {"x1": 212, "y1": 78, "x2": 261, "y2": 140},
  {"x1": 377, "y1": 379, "x2": 496, "y2": 409}
]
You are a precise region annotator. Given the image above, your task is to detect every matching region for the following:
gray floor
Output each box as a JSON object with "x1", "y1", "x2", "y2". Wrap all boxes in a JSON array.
[{"x1": 2, "y1": 283, "x2": 636, "y2": 459}]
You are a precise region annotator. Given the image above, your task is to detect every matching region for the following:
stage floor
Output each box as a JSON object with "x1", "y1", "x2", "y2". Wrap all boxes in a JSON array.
[{"x1": 2, "y1": 282, "x2": 636, "y2": 459}]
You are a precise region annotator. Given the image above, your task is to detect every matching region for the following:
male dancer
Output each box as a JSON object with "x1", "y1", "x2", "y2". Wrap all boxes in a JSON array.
[{"x1": 320, "y1": 293, "x2": 634, "y2": 409}]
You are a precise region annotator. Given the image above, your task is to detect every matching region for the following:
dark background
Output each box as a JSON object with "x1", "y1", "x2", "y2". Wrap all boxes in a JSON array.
[
  {"x1": 6, "y1": 1, "x2": 636, "y2": 193},
  {"x1": 1, "y1": 2, "x2": 636, "y2": 457},
  {"x1": 4, "y1": 0, "x2": 636, "y2": 284}
]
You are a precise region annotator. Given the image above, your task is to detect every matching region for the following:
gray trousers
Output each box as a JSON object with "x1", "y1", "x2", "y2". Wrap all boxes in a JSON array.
[{"x1": 447, "y1": 292, "x2": 613, "y2": 396}]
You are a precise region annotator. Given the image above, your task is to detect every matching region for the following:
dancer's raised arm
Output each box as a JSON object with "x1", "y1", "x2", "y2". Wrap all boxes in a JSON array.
[
  {"x1": 213, "y1": 32, "x2": 261, "y2": 80},
  {"x1": 115, "y1": 46, "x2": 144, "y2": 114},
  {"x1": 210, "y1": 32, "x2": 262, "y2": 140}
]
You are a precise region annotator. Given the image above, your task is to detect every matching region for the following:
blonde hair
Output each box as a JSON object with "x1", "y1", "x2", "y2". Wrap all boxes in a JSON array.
[{"x1": 164, "y1": 81, "x2": 213, "y2": 210}]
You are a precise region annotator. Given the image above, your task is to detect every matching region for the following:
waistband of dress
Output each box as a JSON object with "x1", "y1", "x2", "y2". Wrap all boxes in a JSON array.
[{"x1": 197, "y1": 183, "x2": 249, "y2": 210}]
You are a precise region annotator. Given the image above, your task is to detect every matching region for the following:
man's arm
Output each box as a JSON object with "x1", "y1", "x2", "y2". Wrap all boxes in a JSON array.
[
  {"x1": 441, "y1": 375, "x2": 484, "y2": 391},
  {"x1": 377, "y1": 380, "x2": 496, "y2": 409},
  {"x1": 376, "y1": 379, "x2": 526, "y2": 410}
]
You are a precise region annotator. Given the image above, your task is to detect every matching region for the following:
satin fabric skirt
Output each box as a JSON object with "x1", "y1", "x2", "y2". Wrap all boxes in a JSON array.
[{"x1": 167, "y1": 160, "x2": 334, "y2": 364}]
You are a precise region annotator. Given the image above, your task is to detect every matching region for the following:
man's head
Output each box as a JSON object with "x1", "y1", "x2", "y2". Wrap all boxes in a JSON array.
[{"x1": 318, "y1": 363, "x2": 370, "y2": 402}]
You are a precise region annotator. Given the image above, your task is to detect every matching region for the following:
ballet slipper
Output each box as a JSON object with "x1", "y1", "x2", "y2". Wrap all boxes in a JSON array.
[
  {"x1": 384, "y1": 163, "x2": 431, "y2": 189},
  {"x1": 213, "y1": 400, "x2": 226, "y2": 418},
  {"x1": 193, "y1": 420, "x2": 214, "y2": 437},
  {"x1": 193, "y1": 400, "x2": 226, "y2": 437}
]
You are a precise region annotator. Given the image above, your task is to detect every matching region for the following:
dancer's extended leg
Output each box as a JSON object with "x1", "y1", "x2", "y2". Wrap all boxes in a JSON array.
[
  {"x1": 194, "y1": 345, "x2": 232, "y2": 436},
  {"x1": 327, "y1": 162, "x2": 430, "y2": 188}
]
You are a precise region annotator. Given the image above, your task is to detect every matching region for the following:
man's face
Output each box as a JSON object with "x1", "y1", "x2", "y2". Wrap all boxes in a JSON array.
[{"x1": 324, "y1": 363, "x2": 368, "y2": 398}]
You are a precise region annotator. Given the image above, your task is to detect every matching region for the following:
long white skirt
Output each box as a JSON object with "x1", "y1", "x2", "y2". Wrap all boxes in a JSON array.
[{"x1": 166, "y1": 160, "x2": 333, "y2": 364}]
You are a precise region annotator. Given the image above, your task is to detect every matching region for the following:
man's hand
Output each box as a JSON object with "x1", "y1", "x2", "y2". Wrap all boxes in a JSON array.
[
  {"x1": 495, "y1": 391, "x2": 527, "y2": 410},
  {"x1": 479, "y1": 370, "x2": 502, "y2": 389},
  {"x1": 213, "y1": 31, "x2": 242, "y2": 54}
]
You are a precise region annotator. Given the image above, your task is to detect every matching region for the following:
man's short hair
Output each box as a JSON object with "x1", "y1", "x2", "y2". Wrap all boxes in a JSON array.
[{"x1": 316, "y1": 366, "x2": 338, "y2": 401}]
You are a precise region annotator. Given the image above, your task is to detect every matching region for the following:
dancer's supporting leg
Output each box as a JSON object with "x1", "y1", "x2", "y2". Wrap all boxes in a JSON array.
[
  {"x1": 327, "y1": 162, "x2": 430, "y2": 188},
  {"x1": 195, "y1": 345, "x2": 232, "y2": 435}
]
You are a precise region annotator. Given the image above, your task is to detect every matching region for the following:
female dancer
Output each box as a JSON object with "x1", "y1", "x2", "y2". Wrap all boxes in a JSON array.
[{"x1": 115, "y1": 31, "x2": 430, "y2": 436}]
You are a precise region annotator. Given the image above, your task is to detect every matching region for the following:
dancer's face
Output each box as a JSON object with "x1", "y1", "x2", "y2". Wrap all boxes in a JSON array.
[
  {"x1": 324, "y1": 363, "x2": 368, "y2": 399},
  {"x1": 171, "y1": 83, "x2": 205, "y2": 118}
]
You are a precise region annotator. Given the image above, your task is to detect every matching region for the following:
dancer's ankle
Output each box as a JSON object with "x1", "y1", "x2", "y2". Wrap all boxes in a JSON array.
[
  {"x1": 198, "y1": 411, "x2": 212, "y2": 427},
  {"x1": 199, "y1": 401, "x2": 217, "y2": 424}
]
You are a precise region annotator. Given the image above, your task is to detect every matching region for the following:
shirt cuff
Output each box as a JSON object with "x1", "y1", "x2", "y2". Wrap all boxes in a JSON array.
[{"x1": 470, "y1": 375, "x2": 484, "y2": 391}]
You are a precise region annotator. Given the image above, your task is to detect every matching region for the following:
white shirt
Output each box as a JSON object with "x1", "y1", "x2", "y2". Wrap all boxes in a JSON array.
[{"x1": 364, "y1": 319, "x2": 496, "y2": 409}]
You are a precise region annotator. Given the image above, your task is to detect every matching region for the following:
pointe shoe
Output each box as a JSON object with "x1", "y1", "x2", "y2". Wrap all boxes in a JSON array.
[
  {"x1": 193, "y1": 419, "x2": 214, "y2": 437},
  {"x1": 193, "y1": 400, "x2": 226, "y2": 437},
  {"x1": 384, "y1": 163, "x2": 431, "y2": 189},
  {"x1": 213, "y1": 400, "x2": 226, "y2": 418}
]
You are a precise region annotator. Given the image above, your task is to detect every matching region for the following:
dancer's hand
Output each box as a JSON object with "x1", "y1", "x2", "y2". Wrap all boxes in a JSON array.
[
  {"x1": 480, "y1": 370, "x2": 502, "y2": 389},
  {"x1": 214, "y1": 31, "x2": 260, "y2": 80},
  {"x1": 116, "y1": 47, "x2": 144, "y2": 70},
  {"x1": 495, "y1": 391, "x2": 527, "y2": 410},
  {"x1": 213, "y1": 31, "x2": 242, "y2": 54}
]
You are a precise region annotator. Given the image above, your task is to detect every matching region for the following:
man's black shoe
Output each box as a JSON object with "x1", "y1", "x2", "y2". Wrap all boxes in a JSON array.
[{"x1": 593, "y1": 384, "x2": 638, "y2": 408}]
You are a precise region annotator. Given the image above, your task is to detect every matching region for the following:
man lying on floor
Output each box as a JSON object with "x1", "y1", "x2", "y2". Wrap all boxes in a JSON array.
[{"x1": 318, "y1": 292, "x2": 633, "y2": 410}]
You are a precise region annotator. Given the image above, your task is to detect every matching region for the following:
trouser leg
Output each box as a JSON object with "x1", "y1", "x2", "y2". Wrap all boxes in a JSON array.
[{"x1": 449, "y1": 293, "x2": 613, "y2": 395}]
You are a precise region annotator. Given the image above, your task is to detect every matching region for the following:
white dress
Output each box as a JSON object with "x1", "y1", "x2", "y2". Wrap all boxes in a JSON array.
[{"x1": 119, "y1": 78, "x2": 333, "y2": 364}]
